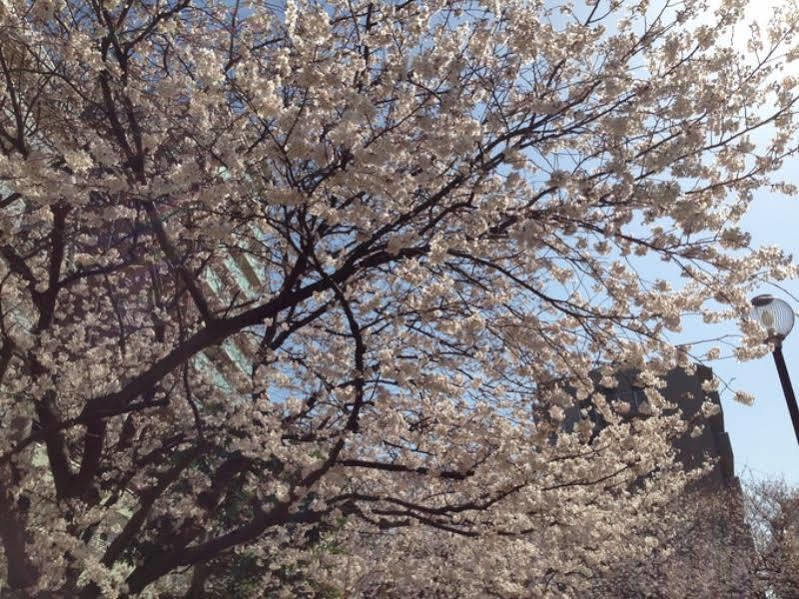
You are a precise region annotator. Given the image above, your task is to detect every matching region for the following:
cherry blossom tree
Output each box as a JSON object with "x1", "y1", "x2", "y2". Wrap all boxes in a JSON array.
[
  {"x1": 583, "y1": 479, "x2": 799, "y2": 599},
  {"x1": 744, "y1": 478, "x2": 799, "y2": 598},
  {"x1": 1, "y1": 0, "x2": 798, "y2": 595},
  {"x1": 582, "y1": 484, "x2": 757, "y2": 598}
]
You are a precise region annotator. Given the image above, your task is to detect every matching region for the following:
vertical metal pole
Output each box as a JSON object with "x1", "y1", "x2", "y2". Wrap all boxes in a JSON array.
[{"x1": 772, "y1": 345, "x2": 799, "y2": 446}]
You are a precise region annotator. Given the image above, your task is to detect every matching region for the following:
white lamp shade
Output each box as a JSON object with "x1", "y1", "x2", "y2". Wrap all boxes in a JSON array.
[{"x1": 751, "y1": 294, "x2": 795, "y2": 341}]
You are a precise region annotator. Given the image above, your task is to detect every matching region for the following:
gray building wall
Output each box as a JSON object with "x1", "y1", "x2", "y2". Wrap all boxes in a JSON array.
[
  {"x1": 555, "y1": 365, "x2": 759, "y2": 596},
  {"x1": 556, "y1": 364, "x2": 736, "y2": 490},
  {"x1": 603, "y1": 365, "x2": 736, "y2": 491}
]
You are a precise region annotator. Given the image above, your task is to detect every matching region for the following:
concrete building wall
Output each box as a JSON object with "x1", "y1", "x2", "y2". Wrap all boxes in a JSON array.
[
  {"x1": 564, "y1": 365, "x2": 758, "y2": 597},
  {"x1": 605, "y1": 365, "x2": 736, "y2": 491}
]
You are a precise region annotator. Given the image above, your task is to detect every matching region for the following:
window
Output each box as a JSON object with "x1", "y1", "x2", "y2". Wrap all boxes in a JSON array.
[{"x1": 609, "y1": 387, "x2": 650, "y2": 416}]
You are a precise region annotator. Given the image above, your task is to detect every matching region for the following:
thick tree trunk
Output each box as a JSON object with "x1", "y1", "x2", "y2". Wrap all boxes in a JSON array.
[{"x1": 0, "y1": 485, "x2": 38, "y2": 590}]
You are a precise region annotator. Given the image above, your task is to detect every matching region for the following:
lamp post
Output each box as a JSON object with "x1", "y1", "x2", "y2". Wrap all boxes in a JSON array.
[{"x1": 751, "y1": 294, "x2": 799, "y2": 445}]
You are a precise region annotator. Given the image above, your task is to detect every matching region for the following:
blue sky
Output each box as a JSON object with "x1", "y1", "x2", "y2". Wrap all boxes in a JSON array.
[
  {"x1": 687, "y1": 0, "x2": 799, "y2": 486},
  {"x1": 231, "y1": 0, "x2": 799, "y2": 486},
  {"x1": 714, "y1": 180, "x2": 799, "y2": 486},
  {"x1": 549, "y1": 0, "x2": 799, "y2": 485}
]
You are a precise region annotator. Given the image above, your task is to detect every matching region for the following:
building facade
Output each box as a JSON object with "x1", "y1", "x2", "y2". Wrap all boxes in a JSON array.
[{"x1": 559, "y1": 365, "x2": 758, "y2": 597}]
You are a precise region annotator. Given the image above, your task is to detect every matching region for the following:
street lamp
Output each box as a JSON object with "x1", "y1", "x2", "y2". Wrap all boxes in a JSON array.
[{"x1": 751, "y1": 294, "x2": 799, "y2": 445}]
